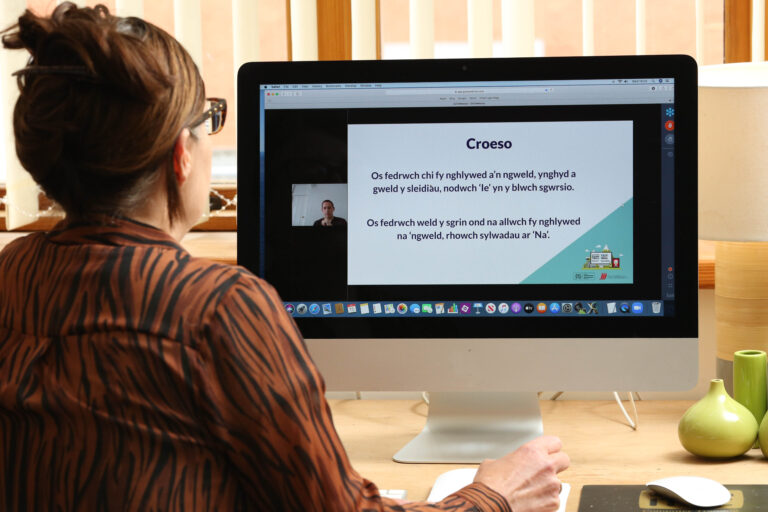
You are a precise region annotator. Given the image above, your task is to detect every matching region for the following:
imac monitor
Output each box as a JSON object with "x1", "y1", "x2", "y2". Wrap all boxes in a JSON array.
[{"x1": 237, "y1": 55, "x2": 698, "y2": 463}]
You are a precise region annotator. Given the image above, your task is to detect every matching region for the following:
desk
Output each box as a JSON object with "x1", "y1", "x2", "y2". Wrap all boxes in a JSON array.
[{"x1": 330, "y1": 399, "x2": 768, "y2": 511}]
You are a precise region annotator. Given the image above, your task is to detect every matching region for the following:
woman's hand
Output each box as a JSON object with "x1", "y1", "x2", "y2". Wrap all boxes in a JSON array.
[{"x1": 474, "y1": 435, "x2": 570, "y2": 512}]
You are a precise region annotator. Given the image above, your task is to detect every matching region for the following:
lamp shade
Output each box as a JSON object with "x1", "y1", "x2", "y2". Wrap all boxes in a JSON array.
[{"x1": 699, "y1": 62, "x2": 768, "y2": 242}]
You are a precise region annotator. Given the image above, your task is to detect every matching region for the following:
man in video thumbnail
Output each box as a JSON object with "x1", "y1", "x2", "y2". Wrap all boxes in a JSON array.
[{"x1": 313, "y1": 199, "x2": 347, "y2": 227}]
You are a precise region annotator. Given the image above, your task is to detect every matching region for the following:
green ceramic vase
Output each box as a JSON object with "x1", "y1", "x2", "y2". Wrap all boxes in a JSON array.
[
  {"x1": 678, "y1": 379, "x2": 758, "y2": 458},
  {"x1": 733, "y1": 350, "x2": 767, "y2": 448},
  {"x1": 760, "y1": 413, "x2": 768, "y2": 458}
]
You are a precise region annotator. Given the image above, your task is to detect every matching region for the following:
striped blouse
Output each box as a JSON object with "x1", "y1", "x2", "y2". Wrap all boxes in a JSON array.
[{"x1": 0, "y1": 218, "x2": 509, "y2": 511}]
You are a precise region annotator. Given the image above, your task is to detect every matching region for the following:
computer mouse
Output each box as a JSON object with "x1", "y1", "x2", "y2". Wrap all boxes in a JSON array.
[{"x1": 646, "y1": 476, "x2": 731, "y2": 508}]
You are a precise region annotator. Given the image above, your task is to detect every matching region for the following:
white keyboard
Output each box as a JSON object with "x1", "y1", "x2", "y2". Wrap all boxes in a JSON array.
[{"x1": 380, "y1": 488, "x2": 408, "y2": 500}]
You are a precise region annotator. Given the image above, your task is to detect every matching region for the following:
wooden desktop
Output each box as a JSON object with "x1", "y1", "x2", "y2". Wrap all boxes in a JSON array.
[{"x1": 330, "y1": 399, "x2": 768, "y2": 511}]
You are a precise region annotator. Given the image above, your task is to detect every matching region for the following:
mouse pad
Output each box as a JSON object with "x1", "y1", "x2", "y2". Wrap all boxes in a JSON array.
[{"x1": 577, "y1": 485, "x2": 768, "y2": 511}]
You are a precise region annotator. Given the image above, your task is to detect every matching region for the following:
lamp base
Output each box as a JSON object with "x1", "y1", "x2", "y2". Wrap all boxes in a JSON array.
[{"x1": 714, "y1": 241, "x2": 768, "y2": 395}]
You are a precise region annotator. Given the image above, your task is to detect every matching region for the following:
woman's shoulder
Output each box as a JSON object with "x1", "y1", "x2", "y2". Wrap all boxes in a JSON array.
[
  {"x1": 180, "y1": 256, "x2": 281, "y2": 310},
  {"x1": 0, "y1": 231, "x2": 48, "y2": 262},
  {"x1": 181, "y1": 258, "x2": 294, "y2": 345}
]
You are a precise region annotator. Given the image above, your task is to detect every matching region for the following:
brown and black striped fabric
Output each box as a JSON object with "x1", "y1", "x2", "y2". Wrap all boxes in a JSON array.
[{"x1": 0, "y1": 218, "x2": 510, "y2": 512}]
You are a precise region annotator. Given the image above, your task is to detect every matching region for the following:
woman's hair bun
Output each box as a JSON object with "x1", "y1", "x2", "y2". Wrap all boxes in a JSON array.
[
  {"x1": 0, "y1": 2, "x2": 205, "y2": 223},
  {"x1": 4, "y1": 3, "x2": 174, "y2": 103},
  {"x1": 7, "y1": 6, "x2": 51, "y2": 53}
]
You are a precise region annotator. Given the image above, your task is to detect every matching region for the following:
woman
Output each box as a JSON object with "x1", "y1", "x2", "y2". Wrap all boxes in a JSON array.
[{"x1": 0, "y1": 4, "x2": 568, "y2": 511}]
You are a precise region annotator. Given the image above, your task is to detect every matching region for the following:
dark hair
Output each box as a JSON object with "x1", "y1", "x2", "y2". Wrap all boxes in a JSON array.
[
  {"x1": 1, "y1": 2, "x2": 205, "y2": 224},
  {"x1": 322, "y1": 199, "x2": 334, "y2": 207}
]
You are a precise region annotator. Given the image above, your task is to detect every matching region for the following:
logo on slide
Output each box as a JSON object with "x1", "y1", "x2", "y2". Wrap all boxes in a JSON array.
[
  {"x1": 459, "y1": 303, "x2": 472, "y2": 315},
  {"x1": 498, "y1": 303, "x2": 510, "y2": 314},
  {"x1": 397, "y1": 303, "x2": 408, "y2": 314},
  {"x1": 584, "y1": 245, "x2": 622, "y2": 270}
]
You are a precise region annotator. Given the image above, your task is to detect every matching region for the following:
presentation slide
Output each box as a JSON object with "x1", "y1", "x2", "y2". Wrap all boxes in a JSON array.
[{"x1": 347, "y1": 121, "x2": 633, "y2": 285}]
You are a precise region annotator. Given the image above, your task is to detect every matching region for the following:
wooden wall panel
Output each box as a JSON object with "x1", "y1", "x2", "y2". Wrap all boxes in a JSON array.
[
  {"x1": 317, "y1": 0, "x2": 352, "y2": 60},
  {"x1": 289, "y1": 0, "x2": 381, "y2": 61},
  {"x1": 725, "y1": 0, "x2": 752, "y2": 62}
]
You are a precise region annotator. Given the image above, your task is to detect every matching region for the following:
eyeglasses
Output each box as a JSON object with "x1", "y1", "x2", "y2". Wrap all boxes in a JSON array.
[{"x1": 189, "y1": 97, "x2": 227, "y2": 135}]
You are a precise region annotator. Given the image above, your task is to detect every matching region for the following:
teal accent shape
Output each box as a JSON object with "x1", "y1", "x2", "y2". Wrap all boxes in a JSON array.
[{"x1": 521, "y1": 199, "x2": 633, "y2": 284}]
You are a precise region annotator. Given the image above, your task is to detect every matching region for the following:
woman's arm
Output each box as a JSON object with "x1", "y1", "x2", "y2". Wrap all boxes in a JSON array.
[{"x1": 195, "y1": 270, "x2": 564, "y2": 511}]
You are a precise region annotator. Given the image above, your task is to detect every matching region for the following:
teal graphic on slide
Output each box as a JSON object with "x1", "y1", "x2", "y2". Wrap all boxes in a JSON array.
[{"x1": 522, "y1": 199, "x2": 633, "y2": 284}]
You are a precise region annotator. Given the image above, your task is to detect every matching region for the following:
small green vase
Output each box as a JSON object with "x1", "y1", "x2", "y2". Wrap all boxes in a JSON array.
[
  {"x1": 678, "y1": 379, "x2": 758, "y2": 458},
  {"x1": 760, "y1": 410, "x2": 768, "y2": 458},
  {"x1": 734, "y1": 350, "x2": 767, "y2": 448}
]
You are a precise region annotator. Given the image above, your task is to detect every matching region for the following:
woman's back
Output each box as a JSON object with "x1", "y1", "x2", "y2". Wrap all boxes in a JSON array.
[{"x1": 0, "y1": 218, "x2": 318, "y2": 510}]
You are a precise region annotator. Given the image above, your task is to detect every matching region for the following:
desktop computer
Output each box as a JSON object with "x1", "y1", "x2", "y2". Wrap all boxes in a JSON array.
[{"x1": 237, "y1": 55, "x2": 698, "y2": 463}]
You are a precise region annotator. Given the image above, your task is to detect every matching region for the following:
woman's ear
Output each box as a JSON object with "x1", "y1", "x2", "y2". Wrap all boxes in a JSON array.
[{"x1": 173, "y1": 128, "x2": 193, "y2": 185}]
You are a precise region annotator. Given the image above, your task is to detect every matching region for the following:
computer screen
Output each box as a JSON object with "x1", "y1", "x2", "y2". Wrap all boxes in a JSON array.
[{"x1": 237, "y1": 55, "x2": 698, "y2": 462}]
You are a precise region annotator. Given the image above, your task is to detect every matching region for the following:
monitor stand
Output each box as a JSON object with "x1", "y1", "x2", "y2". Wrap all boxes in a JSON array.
[{"x1": 392, "y1": 391, "x2": 543, "y2": 463}]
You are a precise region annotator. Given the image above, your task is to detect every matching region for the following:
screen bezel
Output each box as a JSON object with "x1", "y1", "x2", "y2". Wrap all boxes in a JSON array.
[{"x1": 237, "y1": 55, "x2": 698, "y2": 341}]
